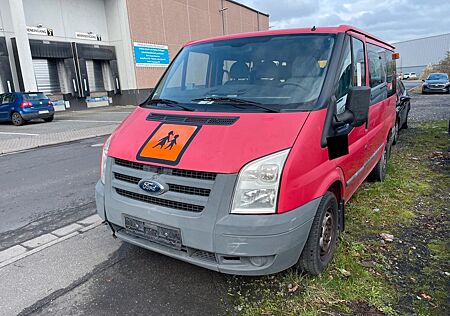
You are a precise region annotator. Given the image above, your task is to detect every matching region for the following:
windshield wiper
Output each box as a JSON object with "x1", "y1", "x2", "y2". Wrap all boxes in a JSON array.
[
  {"x1": 143, "y1": 98, "x2": 195, "y2": 111},
  {"x1": 192, "y1": 97, "x2": 279, "y2": 113}
]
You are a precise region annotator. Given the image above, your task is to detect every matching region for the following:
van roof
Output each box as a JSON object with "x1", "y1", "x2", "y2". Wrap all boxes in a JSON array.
[{"x1": 184, "y1": 25, "x2": 395, "y2": 50}]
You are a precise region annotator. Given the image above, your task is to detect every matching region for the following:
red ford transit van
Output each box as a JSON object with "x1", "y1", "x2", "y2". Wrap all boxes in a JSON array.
[{"x1": 96, "y1": 25, "x2": 397, "y2": 275}]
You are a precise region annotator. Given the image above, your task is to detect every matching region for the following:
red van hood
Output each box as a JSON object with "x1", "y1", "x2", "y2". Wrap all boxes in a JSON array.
[{"x1": 108, "y1": 108, "x2": 310, "y2": 173}]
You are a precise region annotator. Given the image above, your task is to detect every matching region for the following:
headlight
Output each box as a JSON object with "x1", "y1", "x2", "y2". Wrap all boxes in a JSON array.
[
  {"x1": 100, "y1": 135, "x2": 112, "y2": 184},
  {"x1": 231, "y1": 149, "x2": 290, "y2": 214}
]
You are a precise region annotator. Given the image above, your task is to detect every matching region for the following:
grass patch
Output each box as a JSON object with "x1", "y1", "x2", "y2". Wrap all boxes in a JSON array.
[{"x1": 228, "y1": 120, "x2": 449, "y2": 315}]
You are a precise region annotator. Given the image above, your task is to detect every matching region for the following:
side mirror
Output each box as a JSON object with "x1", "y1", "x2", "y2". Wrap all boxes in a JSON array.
[
  {"x1": 400, "y1": 95, "x2": 410, "y2": 102},
  {"x1": 346, "y1": 86, "x2": 371, "y2": 127},
  {"x1": 334, "y1": 86, "x2": 371, "y2": 128}
]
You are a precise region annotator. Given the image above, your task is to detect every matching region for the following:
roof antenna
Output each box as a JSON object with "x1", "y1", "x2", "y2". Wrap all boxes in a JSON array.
[{"x1": 311, "y1": 26, "x2": 316, "y2": 31}]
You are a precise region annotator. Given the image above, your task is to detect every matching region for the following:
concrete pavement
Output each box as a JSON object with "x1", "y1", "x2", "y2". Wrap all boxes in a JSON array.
[
  {"x1": 0, "y1": 124, "x2": 229, "y2": 315},
  {"x1": 0, "y1": 224, "x2": 229, "y2": 316},
  {"x1": 0, "y1": 137, "x2": 105, "y2": 250}
]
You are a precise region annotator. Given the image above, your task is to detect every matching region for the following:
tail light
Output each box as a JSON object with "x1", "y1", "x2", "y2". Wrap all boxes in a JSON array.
[{"x1": 20, "y1": 101, "x2": 32, "y2": 108}]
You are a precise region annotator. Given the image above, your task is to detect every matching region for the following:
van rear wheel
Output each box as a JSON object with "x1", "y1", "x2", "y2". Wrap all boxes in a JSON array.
[{"x1": 296, "y1": 192, "x2": 338, "y2": 275}]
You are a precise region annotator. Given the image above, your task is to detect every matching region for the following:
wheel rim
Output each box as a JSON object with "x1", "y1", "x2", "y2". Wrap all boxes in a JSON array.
[
  {"x1": 12, "y1": 113, "x2": 21, "y2": 125},
  {"x1": 319, "y1": 208, "x2": 335, "y2": 259}
]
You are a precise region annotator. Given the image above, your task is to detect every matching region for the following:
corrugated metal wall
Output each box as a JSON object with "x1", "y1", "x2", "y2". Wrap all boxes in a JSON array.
[
  {"x1": 86, "y1": 60, "x2": 105, "y2": 92},
  {"x1": 0, "y1": 70, "x2": 4, "y2": 94},
  {"x1": 32, "y1": 59, "x2": 61, "y2": 94},
  {"x1": 394, "y1": 33, "x2": 450, "y2": 73}
]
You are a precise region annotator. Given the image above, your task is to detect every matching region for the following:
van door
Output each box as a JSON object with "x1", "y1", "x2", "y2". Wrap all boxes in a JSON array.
[
  {"x1": 366, "y1": 44, "x2": 395, "y2": 166},
  {"x1": 334, "y1": 36, "x2": 368, "y2": 194}
]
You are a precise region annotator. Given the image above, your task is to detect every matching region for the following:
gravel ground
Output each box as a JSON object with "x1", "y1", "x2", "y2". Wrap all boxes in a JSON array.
[{"x1": 408, "y1": 93, "x2": 450, "y2": 124}]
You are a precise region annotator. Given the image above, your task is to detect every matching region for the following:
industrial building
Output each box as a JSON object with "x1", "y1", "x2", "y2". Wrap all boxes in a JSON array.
[
  {"x1": 394, "y1": 32, "x2": 450, "y2": 76},
  {"x1": 0, "y1": 0, "x2": 268, "y2": 110}
]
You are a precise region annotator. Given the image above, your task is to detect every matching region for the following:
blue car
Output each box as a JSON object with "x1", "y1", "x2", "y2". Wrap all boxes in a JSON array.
[{"x1": 0, "y1": 92, "x2": 55, "y2": 126}]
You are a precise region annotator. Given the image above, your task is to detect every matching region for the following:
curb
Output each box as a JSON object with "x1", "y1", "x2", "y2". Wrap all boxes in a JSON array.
[{"x1": 0, "y1": 215, "x2": 104, "y2": 269}]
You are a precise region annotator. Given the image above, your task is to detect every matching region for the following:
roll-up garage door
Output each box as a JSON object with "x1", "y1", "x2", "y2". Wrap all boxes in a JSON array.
[
  {"x1": 86, "y1": 60, "x2": 104, "y2": 92},
  {"x1": 32, "y1": 59, "x2": 61, "y2": 94},
  {"x1": 0, "y1": 71, "x2": 4, "y2": 94}
]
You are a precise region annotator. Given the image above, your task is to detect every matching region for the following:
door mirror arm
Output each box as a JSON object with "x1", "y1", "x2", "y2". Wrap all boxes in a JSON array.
[
  {"x1": 333, "y1": 110, "x2": 354, "y2": 128},
  {"x1": 400, "y1": 95, "x2": 410, "y2": 102}
]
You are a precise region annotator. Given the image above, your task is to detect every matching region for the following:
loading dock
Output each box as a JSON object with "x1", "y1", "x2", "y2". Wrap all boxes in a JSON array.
[
  {"x1": 0, "y1": 37, "x2": 14, "y2": 94},
  {"x1": 73, "y1": 42, "x2": 120, "y2": 108}
]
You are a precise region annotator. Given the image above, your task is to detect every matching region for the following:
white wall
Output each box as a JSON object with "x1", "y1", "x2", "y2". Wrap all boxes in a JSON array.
[
  {"x1": 0, "y1": 0, "x2": 137, "y2": 91},
  {"x1": 23, "y1": 0, "x2": 109, "y2": 43},
  {"x1": 0, "y1": 0, "x2": 22, "y2": 89},
  {"x1": 104, "y1": 0, "x2": 136, "y2": 90}
]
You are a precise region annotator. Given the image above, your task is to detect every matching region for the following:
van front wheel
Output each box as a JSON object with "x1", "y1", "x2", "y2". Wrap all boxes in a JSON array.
[{"x1": 296, "y1": 192, "x2": 338, "y2": 275}]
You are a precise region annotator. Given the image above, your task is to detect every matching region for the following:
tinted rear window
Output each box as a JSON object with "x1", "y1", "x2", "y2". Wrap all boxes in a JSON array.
[{"x1": 23, "y1": 93, "x2": 48, "y2": 101}]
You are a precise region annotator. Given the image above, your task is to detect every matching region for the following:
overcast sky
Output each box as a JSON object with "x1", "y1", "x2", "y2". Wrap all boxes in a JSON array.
[{"x1": 239, "y1": 0, "x2": 450, "y2": 43}]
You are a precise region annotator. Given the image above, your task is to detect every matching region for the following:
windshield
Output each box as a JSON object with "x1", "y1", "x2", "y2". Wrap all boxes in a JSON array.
[
  {"x1": 24, "y1": 92, "x2": 48, "y2": 101},
  {"x1": 427, "y1": 73, "x2": 448, "y2": 80},
  {"x1": 147, "y1": 34, "x2": 336, "y2": 112}
]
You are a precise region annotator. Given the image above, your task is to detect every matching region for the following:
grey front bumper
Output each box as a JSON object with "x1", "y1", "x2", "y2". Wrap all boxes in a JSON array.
[{"x1": 96, "y1": 176, "x2": 320, "y2": 275}]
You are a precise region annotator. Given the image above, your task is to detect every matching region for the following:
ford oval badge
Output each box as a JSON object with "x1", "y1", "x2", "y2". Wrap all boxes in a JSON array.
[{"x1": 138, "y1": 179, "x2": 167, "y2": 195}]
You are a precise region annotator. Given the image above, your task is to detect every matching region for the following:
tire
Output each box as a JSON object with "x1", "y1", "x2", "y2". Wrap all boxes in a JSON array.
[
  {"x1": 296, "y1": 192, "x2": 338, "y2": 275},
  {"x1": 11, "y1": 112, "x2": 25, "y2": 126},
  {"x1": 402, "y1": 113, "x2": 408, "y2": 129},
  {"x1": 392, "y1": 119, "x2": 399, "y2": 145},
  {"x1": 368, "y1": 144, "x2": 389, "y2": 182},
  {"x1": 44, "y1": 115, "x2": 54, "y2": 122}
]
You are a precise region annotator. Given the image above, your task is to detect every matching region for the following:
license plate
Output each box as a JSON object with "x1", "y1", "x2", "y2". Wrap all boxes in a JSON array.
[
  {"x1": 39, "y1": 110, "x2": 49, "y2": 114},
  {"x1": 124, "y1": 216, "x2": 182, "y2": 250}
]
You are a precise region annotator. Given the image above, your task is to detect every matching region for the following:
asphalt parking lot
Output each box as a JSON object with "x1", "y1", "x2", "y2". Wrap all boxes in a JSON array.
[
  {"x1": 0, "y1": 94, "x2": 448, "y2": 315},
  {"x1": 407, "y1": 91, "x2": 450, "y2": 123}
]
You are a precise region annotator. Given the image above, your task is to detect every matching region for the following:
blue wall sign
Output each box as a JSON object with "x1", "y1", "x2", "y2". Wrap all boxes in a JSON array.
[{"x1": 134, "y1": 43, "x2": 170, "y2": 67}]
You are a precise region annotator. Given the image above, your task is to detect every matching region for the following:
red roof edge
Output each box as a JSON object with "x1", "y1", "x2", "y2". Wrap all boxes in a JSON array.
[{"x1": 183, "y1": 25, "x2": 395, "y2": 50}]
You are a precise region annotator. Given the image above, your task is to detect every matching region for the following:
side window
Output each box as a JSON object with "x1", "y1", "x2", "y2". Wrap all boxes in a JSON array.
[
  {"x1": 396, "y1": 80, "x2": 404, "y2": 98},
  {"x1": 385, "y1": 52, "x2": 396, "y2": 97},
  {"x1": 2, "y1": 94, "x2": 13, "y2": 104},
  {"x1": 367, "y1": 44, "x2": 385, "y2": 88},
  {"x1": 185, "y1": 51, "x2": 209, "y2": 90},
  {"x1": 335, "y1": 38, "x2": 352, "y2": 114},
  {"x1": 352, "y1": 37, "x2": 366, "y2": 86}
]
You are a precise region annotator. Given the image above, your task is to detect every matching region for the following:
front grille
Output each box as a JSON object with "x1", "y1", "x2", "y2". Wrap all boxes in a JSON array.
[
  {"x1": 191, "y1": 250, "x2": 217, "y2": 263},
  {"x1": 171, "y1": 169, "x2": 216, "y2": 181},
  {"x1": 115, "y1": 159, "x2": 144, "y2": 170},
  {"x1": 114, "y1": 173, "x2": 140, "y2": 184},
  {"x1": 168, "y1": 183, "x2": 210, "y2": 196},
  {"x1": 116, "y1": 188, "x2": 204, "y2": 212},
  {"x1": 113, "y1": 173, "x2": 211, "y2": 197},
  {"x1": 115, "y1": 158, "x2": 217, "y2": 181}
]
